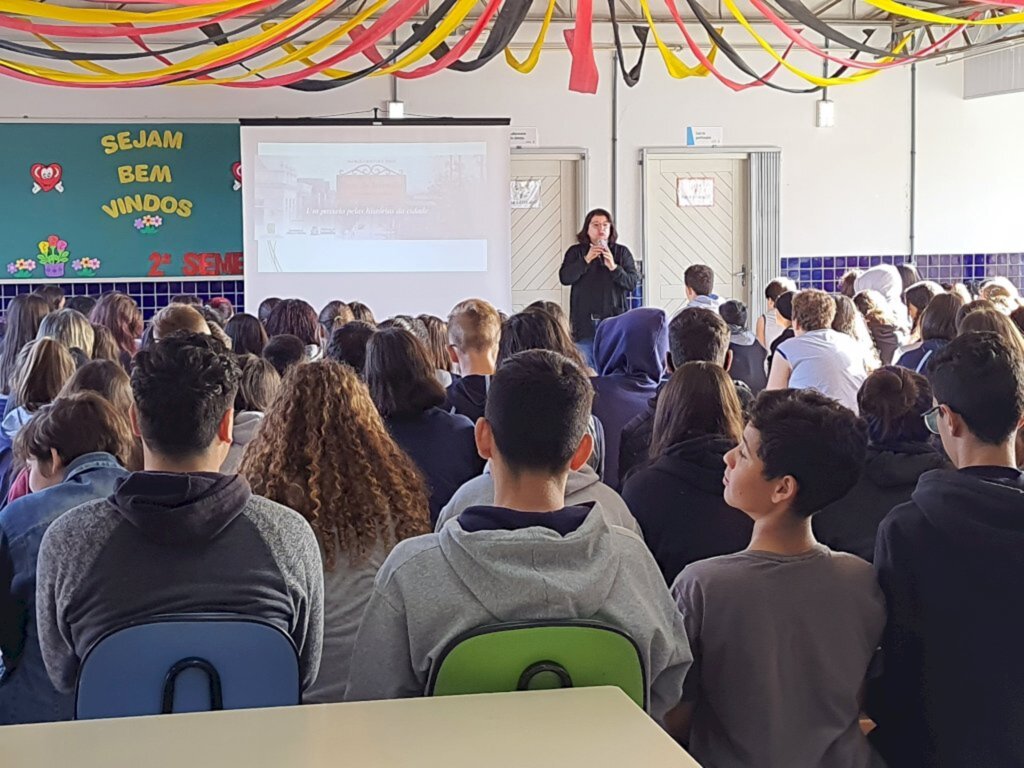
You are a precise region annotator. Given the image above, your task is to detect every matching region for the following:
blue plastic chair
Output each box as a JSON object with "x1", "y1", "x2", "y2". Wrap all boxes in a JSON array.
[{"x1": 75, "y1": 614, "x2": 300, "y2": 720}]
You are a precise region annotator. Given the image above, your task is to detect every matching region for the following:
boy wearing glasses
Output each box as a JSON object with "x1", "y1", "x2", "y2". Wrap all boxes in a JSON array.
[{"x1": 869, "y1": 331, "x2": 1024, "y2": 767}]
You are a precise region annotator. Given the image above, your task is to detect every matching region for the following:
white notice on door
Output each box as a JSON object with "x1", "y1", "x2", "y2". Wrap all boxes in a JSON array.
[
  {"x1": 511, "y1": 178, "x2": 543, "y2": 209},
  {"x1": 677, "y1": 177, "x2": 714, "y2": 207}
]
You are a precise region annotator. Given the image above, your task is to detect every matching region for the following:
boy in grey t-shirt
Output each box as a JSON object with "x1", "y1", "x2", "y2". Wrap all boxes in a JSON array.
[{"x1": 671, "y1": 389, "x2": 886, "y2": 768}]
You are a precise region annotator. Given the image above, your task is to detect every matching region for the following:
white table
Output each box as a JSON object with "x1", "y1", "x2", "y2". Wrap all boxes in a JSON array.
[{"x1": 0, "y1": 687, "x2": 701, "y2": 767}]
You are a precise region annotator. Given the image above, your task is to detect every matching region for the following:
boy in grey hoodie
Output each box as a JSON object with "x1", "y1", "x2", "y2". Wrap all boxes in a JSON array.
[
  {"x1": 434, "y1": 464, "x2": 640, "y2": 535},
  {"x1": 35, "y1": 333, "x2": 324, "y2": 694},
  {"x1": 346, "y1": 350, "x2": 691, "y2": 720}
]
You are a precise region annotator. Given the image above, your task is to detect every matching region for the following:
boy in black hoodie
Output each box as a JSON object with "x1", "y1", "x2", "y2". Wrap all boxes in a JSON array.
[
  {"x1": 869, "y1": 331, "x2": 1024, "y2": 767},
  {"x1": 35, "y1": 333, "x2": 324, "y2": 694},
  {"x1": 444, "y1": 298, "x2": 500, "y2": 423}
]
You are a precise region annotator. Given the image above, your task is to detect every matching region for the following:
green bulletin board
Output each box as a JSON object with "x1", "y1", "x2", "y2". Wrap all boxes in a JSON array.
[{"x1": 0, "y1": 123, "x2": 243, "y2": 280}]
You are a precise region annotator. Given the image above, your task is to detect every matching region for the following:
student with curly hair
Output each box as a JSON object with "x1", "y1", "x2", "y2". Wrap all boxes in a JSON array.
[{"x1": 241, "y1": 360, "x2": 430, "y2": 702}]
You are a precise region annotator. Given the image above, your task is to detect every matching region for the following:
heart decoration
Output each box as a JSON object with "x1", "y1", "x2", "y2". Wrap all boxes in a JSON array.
[{"x1": 31, "y1": 163, "x2": 64, "y2": 193}]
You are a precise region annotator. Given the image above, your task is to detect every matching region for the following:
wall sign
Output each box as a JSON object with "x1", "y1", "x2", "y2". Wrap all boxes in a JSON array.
[
  {"x1": 685, "y1": 127, "x2": 724, "y2": 147},
  {"x1": 0, "y1": 123, "x2": 243, "y2": 280},
  {"x1": 509, "y1": 128, "x2": 540, "y2": 148},
  {"x1": 677, "y1": 177, "x2": 715, "y2": 207}
]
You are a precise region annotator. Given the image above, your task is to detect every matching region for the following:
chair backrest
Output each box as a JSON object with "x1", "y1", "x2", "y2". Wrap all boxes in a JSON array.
[
  {"x1": 426, "y1": 620, "x2": 647, "y2": 710},
  {"x1": 75, "y1": 614, "x2": 300, "y2": 720}
]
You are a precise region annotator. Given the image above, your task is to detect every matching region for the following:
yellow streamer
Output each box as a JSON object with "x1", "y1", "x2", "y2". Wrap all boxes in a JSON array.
[
  {"x1": 382, "y1": 0, "x2": 480, "y2": 73},
  {"x1": 2, "y1": 0, "x2": 260, "y2": 24},
  {"x1": 0, "y1": 0, "x2": 337, "y2": 84},
  {"x1": 505, "y1": 0, "x2": 556, "y2": 73},
  {"x1": 863, "y1": 0, "x2": 1024, "y2": 26},
  {"x1": 32, "y1": 33, "x2": 118, "y2": 76},
  {"x1": 6, "y1": 0, "x2": 993, "y2": 88},
  {"x1": 638, "y1": 0, "x2": 716, "y2": 78},
  {"x1": 723, "y1": 0, "x2": 910, "y2": 86},
  {"x1": 194, "y1": 0, "x2": 479, "y2": 83},
  {"x1": 179, "y1": 4, "x2": 390, "y2": 85}
]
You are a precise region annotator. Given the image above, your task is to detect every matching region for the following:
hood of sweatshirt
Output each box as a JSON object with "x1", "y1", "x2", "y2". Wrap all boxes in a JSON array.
[
  {"x1": 446, "y1": 375, "x2": 489, "y2": 417},
  {"x1": 565, "y1": 464, "x2": 603, "y2": 496},
  {"x1": 863, "y1": 443, "x2": 947, "y2": 488},
  {"x1": 232, "y1": 411, "x2": 264, "y2": 447},
  {"x1": 729, "y1": 329, "x2": 757, "y2": 347},
  {"x1": 1, "y1": 406, "x2": 32, "y2": 441},
  {"x1": 593, "y1": 308, "x2": 668, "y2": 383},
  {"x1": 855, "y1": 265, "x2": 910, "y2": 328},
  {"x1": 911, "y1": 467, "x2": 1024, "y2": 553},
  {"x1": 855, "y1": 265, "x2": 903, "y2": 309},
  {"x1": 648, "y1": 434, "x2": 732, "y2": 495},
  {"x1": 110, "y1": 471, "x2": 252, "y2": 545},
  {"x1": 437, "y1": 504, "x2": 620, "y2": 621}
]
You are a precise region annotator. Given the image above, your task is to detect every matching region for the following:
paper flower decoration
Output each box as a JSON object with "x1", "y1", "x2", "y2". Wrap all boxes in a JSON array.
[
  {"x1": 134, "y1": 215, "x2": 163, "y2": 234},
  {"x1": 9, "y1": 258, "x2": 37, "y2": 277},
  {"x1": 71, "y1": 257, "x2": 101, "y2": 277}
]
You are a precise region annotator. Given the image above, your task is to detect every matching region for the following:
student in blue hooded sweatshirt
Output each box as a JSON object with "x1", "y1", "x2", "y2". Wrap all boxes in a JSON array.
[
  {"x1": 590, "y1": 307, "x2": 669, "y2": 489},
  {"x1": 869, "y1": 331, "x2": 1024, "y2": 768},
  {"x1": 346, "y1": 350, "x2": 692, "y2": 720}
]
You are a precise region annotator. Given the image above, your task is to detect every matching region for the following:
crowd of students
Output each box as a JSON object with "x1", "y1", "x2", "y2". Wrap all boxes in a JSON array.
[{"x1": 0, "y1": 266, "x2": 1021, "y2": 768}]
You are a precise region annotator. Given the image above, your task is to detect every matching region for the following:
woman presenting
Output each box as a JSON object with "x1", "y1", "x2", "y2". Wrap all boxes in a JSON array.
[{"x1": 559, "y1": 209, "x2": 640, "y2": 355}]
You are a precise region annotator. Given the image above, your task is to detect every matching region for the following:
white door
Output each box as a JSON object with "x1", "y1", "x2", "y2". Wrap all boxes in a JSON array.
[
  {"x1": 509, "y1": 154, "x2": 583, "y2": 312},
  {"x1": 642, "y1": 154, "x2": 750, "y2": 316}
]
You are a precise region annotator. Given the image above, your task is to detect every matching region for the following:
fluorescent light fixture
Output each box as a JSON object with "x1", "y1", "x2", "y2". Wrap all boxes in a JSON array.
[{"x1": 815, "y1": 98, "x2": 836, "y2": 128}]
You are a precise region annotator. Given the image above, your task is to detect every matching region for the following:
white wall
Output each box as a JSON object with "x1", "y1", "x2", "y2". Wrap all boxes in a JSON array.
[
  {"x1": 916, "y1": 60, "x2": 1024, "y2": 254},
  {"x1": 2, "y1": 42, "x2": 1023, "y2": 262}
]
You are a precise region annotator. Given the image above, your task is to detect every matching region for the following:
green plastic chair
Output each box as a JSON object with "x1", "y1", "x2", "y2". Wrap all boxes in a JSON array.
[{"x1": 426, "y1": 619, "x2": 647, "y2": 710}]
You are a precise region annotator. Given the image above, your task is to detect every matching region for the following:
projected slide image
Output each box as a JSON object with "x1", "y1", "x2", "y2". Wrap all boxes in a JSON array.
[{"x1": 253, "y1": 142, "x2": 489, "y2": 273}]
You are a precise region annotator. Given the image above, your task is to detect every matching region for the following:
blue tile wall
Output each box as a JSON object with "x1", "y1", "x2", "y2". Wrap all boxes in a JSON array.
[
  {"x1": 3, "y1": 254, "x2": 1020, "y2": 318},
  {"x1": 0, "y1": 279, "x2": 245, "y2": 320},
  {"x1": 779, "y1": 253, "x2": 1024, "y2": 292}
]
